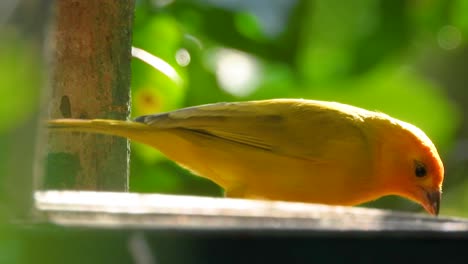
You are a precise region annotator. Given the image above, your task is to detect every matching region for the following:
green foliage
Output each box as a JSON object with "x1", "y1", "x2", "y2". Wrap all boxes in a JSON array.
[{"x1": 0, "y1": 30, "x2": 41, "y2": 133}]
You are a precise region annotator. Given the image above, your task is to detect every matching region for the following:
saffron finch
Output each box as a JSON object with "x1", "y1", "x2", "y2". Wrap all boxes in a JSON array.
[{"x1": 47, "y1": 99, "x2": 444, "y2": 215}]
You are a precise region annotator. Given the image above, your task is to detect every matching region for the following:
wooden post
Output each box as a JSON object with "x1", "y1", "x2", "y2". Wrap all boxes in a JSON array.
[{"x1": 43, "y1": 1, "x2": 135, "y2": 191}]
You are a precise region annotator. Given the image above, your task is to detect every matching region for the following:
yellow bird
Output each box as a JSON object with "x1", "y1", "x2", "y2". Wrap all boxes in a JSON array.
[{"x1": 48, "y1": 99, "x2": 444, "y2": 215}]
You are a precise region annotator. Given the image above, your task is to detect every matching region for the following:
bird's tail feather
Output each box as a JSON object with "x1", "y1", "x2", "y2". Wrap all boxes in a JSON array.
[{"x1": 47, "y1": 119, "x2": 150, "y2": 140}]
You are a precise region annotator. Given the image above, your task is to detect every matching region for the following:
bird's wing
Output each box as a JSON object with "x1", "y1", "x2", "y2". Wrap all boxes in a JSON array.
[{"x1": 135, "y1": 100, "x2": 369, "y2": 161}]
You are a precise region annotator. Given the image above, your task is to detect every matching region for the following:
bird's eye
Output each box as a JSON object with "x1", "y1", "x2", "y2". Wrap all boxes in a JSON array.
[{"x1": 414, "y1": 161, "x2": 427, "y2": 178}]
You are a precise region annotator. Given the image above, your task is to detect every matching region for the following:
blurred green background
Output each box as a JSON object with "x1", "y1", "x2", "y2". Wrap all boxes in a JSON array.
[
  {"x1": 2, "y1": 0, "x2": 468, "y2": 216},
  {"x1": 2, "y1": 0, "x2": 468, "y2": 262}
]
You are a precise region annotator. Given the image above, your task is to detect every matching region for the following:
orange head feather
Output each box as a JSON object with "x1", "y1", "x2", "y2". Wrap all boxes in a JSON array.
[{"x1": 372, "y1": 114, "x2": 444, "y2": 215}]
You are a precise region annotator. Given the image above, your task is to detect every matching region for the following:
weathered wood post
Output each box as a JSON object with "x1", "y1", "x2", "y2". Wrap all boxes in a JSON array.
[{"x1": 43, "y1": 1, "x2": 135, "y2": 191}]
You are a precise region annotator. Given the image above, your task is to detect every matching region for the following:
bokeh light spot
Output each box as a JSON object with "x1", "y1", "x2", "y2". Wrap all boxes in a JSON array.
[
  {"x1": 176, "y1": 48, "x2": 191, "y2": 67},
  {"x1": 213, "y1": 48, "x2": 261, "y2": 97}
]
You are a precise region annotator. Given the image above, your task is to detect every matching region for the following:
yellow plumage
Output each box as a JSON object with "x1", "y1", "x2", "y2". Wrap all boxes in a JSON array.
[{"x1": 48, "y1": 99, "x2": 444, "y2": 215}]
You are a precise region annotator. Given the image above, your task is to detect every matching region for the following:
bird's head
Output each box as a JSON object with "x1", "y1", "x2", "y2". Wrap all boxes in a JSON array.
[{"x1": 373, "y1": 116, "x2": 444, "y2": 216}]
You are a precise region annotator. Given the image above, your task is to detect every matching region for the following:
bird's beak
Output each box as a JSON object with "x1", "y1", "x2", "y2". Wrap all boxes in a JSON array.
[{"x1": 423, "y1": 190, "x2": 440, "y2": 216}]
